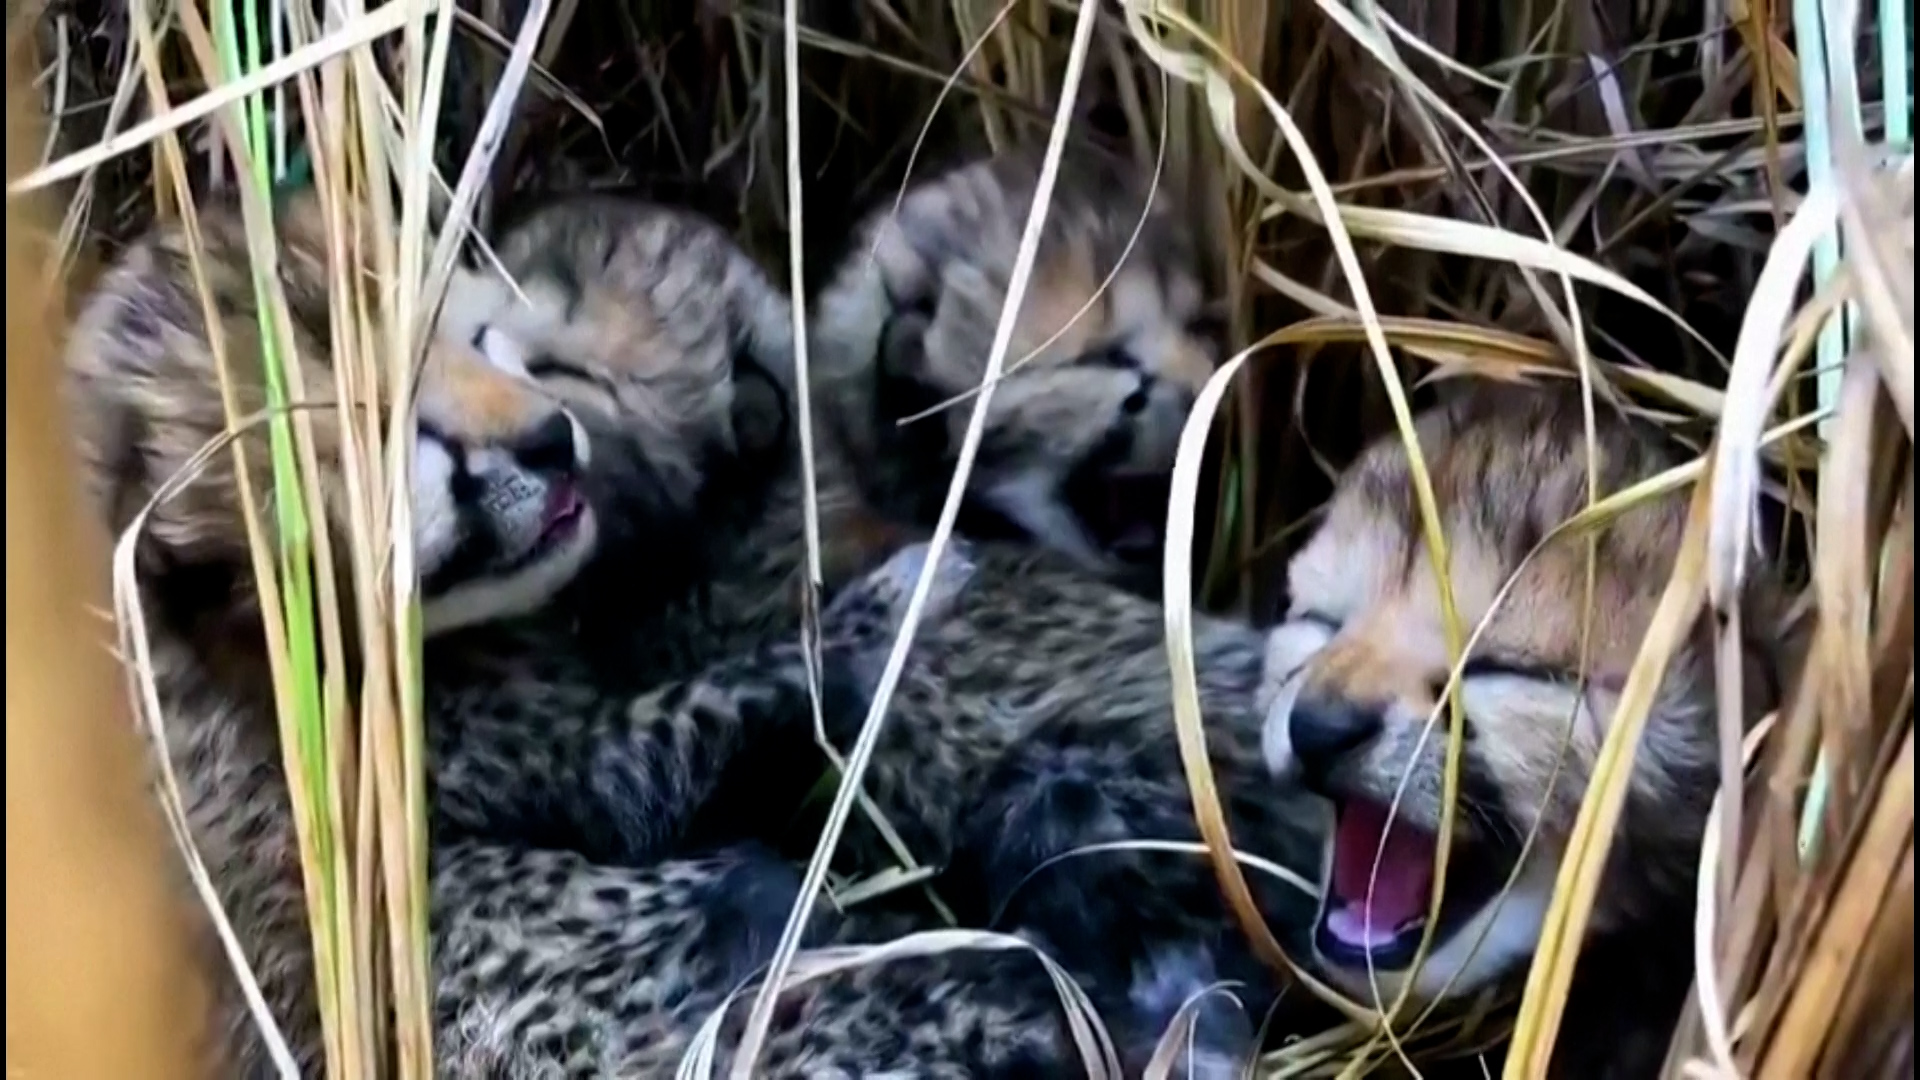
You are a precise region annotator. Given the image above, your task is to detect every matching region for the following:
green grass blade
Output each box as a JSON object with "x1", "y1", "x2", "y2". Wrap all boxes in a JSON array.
[{"x1": 214, "y1": 0, "x2": 340, "y2": 1057}]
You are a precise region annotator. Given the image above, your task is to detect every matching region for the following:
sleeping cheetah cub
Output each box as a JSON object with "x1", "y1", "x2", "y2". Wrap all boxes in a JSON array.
[
  {"x1": 809, "y1": 148, "x2": 1221, "y2": 582},
  {"x1": 65, "y1": 190, "x2": 1098, "y2": 1077},
  {"x1": 441, "y1": 150, "x2": 1288, "y2": 1075}
]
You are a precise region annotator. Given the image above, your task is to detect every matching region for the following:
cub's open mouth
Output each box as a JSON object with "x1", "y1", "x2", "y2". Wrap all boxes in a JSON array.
[
  {"x1": 1314, "y1": 798, "x2": 1508, "y2": 970},
  {"x1": 494, "y1": 482, "x2": 592, "y2": 576},
  {"x1": 538, "y1": 484, "x2": 589, "y2": 546}
]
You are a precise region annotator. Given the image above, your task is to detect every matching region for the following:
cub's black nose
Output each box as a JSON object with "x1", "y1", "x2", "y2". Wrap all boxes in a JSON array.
[
  {"x1": 512, "y1": 412, "x2": 581, "y2": 475},
  {"x1": 1289, "y1": 697, "x2": 1383, "y2": 783}
]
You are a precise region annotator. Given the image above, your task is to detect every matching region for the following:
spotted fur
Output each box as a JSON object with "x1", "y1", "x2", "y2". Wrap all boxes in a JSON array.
[
  {"x1": 1260, "y1": 383, "x2": 1800, "y2": 1075},
  {"x1": 423, "y1": 538, "x2": 1100, "y2": 1079},
  {"x1": 441, "y1": 152, "x2": 1224, "y2": 686},
  {"x1": 449, "y1": 158, "x2": 1314, "y2": 1076},
  {"x1": 63, "y1": 193, "x2": 1090, "y2": 1077},
  {"x1": 589, "y1": 379, "x2": 1799, "y2": 1076},
  {"x1": 811, "y1": 149, "x2": 1221, "y2": 582},
  {"x1": 428, "y1": 162, "x2": 1799, "y2": 1072}
]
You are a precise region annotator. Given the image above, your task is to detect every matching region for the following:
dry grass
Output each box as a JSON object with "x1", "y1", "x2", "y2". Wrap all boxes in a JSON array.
[{"x1": 12, "y1": 0, "x2": 1914, "y2": 1076}]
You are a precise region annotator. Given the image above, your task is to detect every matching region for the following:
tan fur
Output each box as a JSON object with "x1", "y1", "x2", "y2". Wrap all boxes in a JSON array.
[
  {"x1": 426, "y1": 168, "x2": 1284, "y2": 1075},
  {"x1": 1262, "y1": 383, "x2": 1797, "y2": 1027},
  {"x1": 809, "y1": 149, "x2": 1221, "y2": 573},
  {"x1": 434, "y1": 152, "x2": 1225, "y2": 686},
  {"x1": 439, "y1": 193, "x2": 796, "y2": 518},
  {"x1": 437, "y1": 178, "x2": 1761, "y2": 1074},
  {"x1": 66, "y1": 190, "x2": 597, "y2": 622},
  {"x1": 64, "y1": 187, "x2": 1114, "y2": 1077},
  {"x1": 60, "y1": 191, "x2": 607, "y2": 1074}
]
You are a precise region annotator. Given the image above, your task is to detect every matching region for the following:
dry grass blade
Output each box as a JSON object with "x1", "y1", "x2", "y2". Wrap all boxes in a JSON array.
[
  {"x1": 108, "y1": 5, "x2": 332, "y2": 1067},
  {"x1": 1141, "y1": 984, "x2": 1248, "y2": 1080},
  {"x1": 447, "y1": 8, "x2": 599, "y2": 129},
  {"x1": 726, "y1": 1, "x2": 1109, "y2": 1074},
  {"x1": 26, "y1": 0, "x2": 1914, "y2": 1075},
  {"x1": 109, "y1": 413, "x2": 307, "y2": 1077},
  {"x1": 890, "y1": 82, "x2": 1172, "y2": 426},
  {"x1": 999, "y1": 838, "x2": 1320, "y2": 916},
  {"x1": 1697, "y1": 177, "x2": 1845, "y2": 968},
  {"x1": 165, "y1": 2, "x2": 377, "y2": 1065},
  {"x1": 677, "y1": 930, "x2": 1121, "y2": 1080},
  {"x1": 1506, "y1": 475, "x2": 1715, "y2": 1078},
  {"x1": 1254, "y1": 194, "x2": 1725, "y2": 368},
  {"x1": 865, "y1": 0, "x2": 1020, "y2": 283},
  {"x1": 416, "y1": 0, "x2": 555, "y2": 344},
  {"x1": 1832, "y1": 149, "x2": 1915, "y2": 435},
  {"x1": 1738, "y1": 157, "x2": 1913, "y2": 1080},
  {"x1": 56, "y1": 0, "x2": 531, "y2": 1071},
  {"x1": 1758, "y1": 733, "x2": 1913, "y2": 1080},
  {"x1": 1291, "y1": 0, "x2": 1605, "y2": 393},
  {"x1": 784, "y1": 0, "x2": 823, "y2": 589},
  {"x1": 9, "y1": 0, "x2": 422, "y2": 195},
  {"x1": 1159, "y1": 345, "x2": 1348, "y2": 1010},
  {"x1": 1664, "y1": 109, "x2": 1912, "y2": 1080},
  {"x1": 1122, "y1": 10, "x2": 1474, "y2": 1044},
  {"x1": 1706, "y1": 179, "x2": 1838, "y2": 619},
  {"x1": 1689, "y1": 712, "x2": 1781, "y2": 1077},
  {"x1": 1253, "y1": 313, "x2": 1734, "y2": 419}
]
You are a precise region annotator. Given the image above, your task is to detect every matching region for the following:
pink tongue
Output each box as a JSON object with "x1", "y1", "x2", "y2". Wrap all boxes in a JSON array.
[
  {"x1": 1330, "y1": 801, "x2": 1435, "y2": 933},
  {"x1": 543, "y1": 484, "x2": 582, "y2": 527}
]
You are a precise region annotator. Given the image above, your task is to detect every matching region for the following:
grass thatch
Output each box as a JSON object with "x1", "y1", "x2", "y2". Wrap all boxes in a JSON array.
[{"x1": 11, "y1": 0, "x2": 1914, "y2": 1076}]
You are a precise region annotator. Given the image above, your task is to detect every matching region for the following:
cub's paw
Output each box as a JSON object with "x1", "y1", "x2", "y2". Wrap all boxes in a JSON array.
[
  {"x1": 870, "y1": 538, "x2": 978, "y2": 621},
  {"x1": 1124, "y1": 944, "x2": 1258, "y2": 1080},
  {"x1": 822, "y1": 538, "x2": 979, "y2": 646}
]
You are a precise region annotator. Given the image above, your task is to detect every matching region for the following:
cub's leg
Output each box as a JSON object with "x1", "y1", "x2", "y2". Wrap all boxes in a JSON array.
[
  {"x1": 945, "y1": 711, "x2": 1332, "y2": 1072},
  {"x1": 433, "y1": 832, "x2": 1084, "y2": 1078},
  {"x1": 428, "y1": 541, "x2": 979, "y2": 867}
]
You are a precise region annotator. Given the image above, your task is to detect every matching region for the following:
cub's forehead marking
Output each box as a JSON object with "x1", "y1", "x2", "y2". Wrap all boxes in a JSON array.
[
  {"x1": 1292, "y1": 398, "x2": 1697, "y2": 693},
  {"x1": 1287, "y1": 492, "x2": 1409, "y2": 618}
]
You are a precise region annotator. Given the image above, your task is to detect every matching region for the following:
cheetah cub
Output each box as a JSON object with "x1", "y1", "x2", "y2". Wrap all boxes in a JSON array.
[
  {"x1": 1259, "y1": 384, "x2": 1799, "y2": 1075},
  {"x1": 65, "y1": 190, "x2": 1088, "y2": 1077}
]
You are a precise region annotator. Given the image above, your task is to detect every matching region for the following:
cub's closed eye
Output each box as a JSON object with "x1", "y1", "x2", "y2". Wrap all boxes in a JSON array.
[
  {"x1": 1457, "y1": 657, "x2": 1580, "y2": 686},
  {"x1": 526, "y1": 357, "x2": 608, "y2": 387},
  {"x1": 524, "y1": 358, "x2": 622, "y2": 413},
  {"x1": 1294, "y1": 611, "x2": 1342, "y2": 633},
  {"x1": 526, "y1": 357, "x2": 582, "y2": 379},
  {"x1": 1432, "y1": 660, "x2": 1569, "y2": 710},
  {"x1": 1461, "y1": 658, "x2": 1563, "y2": 683}
]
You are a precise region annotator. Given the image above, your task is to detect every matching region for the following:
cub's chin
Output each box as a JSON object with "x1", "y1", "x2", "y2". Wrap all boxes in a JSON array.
[{"x1": 421, "y1": 487, "x2": 599, "y2": 638}]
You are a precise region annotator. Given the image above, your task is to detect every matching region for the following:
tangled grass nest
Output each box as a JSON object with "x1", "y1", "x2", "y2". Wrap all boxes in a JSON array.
[{"x1": 10, "y1": 0, "x2": 1913, "y2": 1076}]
